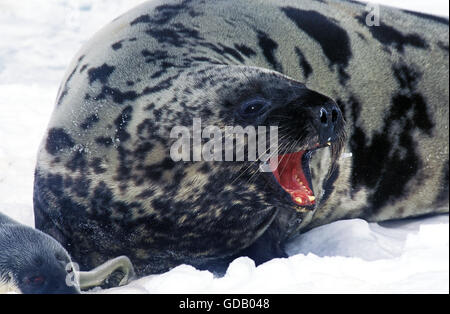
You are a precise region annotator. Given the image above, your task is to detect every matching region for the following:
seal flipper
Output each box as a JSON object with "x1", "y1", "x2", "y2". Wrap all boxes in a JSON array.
[
  {"x1": 194, "y1": 232, "x2": 288, "y2": 277},
  {"x1": 196, "y1": 206, "x2": 284, "y2": 275},
  {"x1": 78, "y1": 256, "x2": 135, "y2": 290},
  {"x1": 237, "y1": 225, "x2": 288, "y2": 266}
]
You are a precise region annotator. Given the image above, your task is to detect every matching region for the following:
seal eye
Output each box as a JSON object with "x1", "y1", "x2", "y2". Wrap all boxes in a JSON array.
[
  {"x1": 239, "y1": 99, "x2": 269, "y2": 118},
  {"x1": 24, "y1": 275, "x2": 46, "y2": 286}
]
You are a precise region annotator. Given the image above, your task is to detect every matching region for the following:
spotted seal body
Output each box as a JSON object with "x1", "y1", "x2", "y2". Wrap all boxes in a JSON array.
[{"x1": 34, "y1": 0, "x2": 449, "y2": 275}]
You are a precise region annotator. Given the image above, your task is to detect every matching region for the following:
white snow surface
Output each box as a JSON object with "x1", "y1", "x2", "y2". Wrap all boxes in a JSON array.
[{"x1": 0, "y1": 0, "x2": 448, "y2": 294}]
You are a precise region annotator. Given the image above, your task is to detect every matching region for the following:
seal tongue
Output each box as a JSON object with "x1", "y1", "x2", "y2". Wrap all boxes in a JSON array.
[{"x1": 272, "y1": 151, "x2": 315, "y2": 206}]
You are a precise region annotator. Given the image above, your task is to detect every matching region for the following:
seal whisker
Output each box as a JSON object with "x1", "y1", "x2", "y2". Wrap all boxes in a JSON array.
[{"x1": 229, "y1": 132, "x2": 292, "y2": 185}]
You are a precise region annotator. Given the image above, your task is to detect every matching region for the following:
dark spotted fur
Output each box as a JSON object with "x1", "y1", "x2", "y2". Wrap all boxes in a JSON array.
[{"x1": 34, "y1": 0, "x2": 448, "y2": 276}]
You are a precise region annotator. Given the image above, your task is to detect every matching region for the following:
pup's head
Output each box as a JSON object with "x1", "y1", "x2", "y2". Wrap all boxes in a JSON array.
[{"x1": 0, "y1": 221, "x2": 79, "y2": 294}]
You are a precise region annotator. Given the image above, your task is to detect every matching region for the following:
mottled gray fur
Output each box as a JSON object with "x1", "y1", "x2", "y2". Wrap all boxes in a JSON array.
[{"x1": 34, "y1": 0, "x2": 448, "y2": 275}]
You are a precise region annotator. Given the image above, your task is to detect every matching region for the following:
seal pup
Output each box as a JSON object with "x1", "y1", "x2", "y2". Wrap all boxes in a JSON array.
[
  {"x1": 1, "y1": 212, "x2": 79, "y2": 294},
  {"x1": 0, "y1": 212, "x2": 135, "y2": 293}
]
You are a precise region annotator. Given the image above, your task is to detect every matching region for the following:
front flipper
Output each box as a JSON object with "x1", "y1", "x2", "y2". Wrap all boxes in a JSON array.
[
  {"x1": 78, "y1": 256, "x2": 135, "y2": 290},
  {"x1": 238, "y1": 225, "x2": 288, "y2": 266}
]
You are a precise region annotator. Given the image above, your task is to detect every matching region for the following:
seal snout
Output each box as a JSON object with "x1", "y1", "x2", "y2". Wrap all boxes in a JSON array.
[
  {"x1": 312, "y1": 101, "x2": 342, "y2": 146},
  {"x1": 264, "y1": 88, "x2": 346, "y2": 212}
]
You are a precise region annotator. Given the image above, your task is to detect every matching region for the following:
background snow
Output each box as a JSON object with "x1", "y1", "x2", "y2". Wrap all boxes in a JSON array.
[{"x1": 0, "y1": 0, "x2": 448, "y2": 294}]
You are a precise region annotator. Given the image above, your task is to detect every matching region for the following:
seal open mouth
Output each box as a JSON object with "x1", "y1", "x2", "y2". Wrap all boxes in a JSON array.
[{"x1": 272, "y1": 150, "x2": 316, "y2": 209}]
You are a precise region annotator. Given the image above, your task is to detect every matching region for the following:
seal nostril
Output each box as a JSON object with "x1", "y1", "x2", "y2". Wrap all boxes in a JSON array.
[
  {"x1": 332, "y1": 109, "x2": 338, "y2": 123},
  {"x1": 320, "y1": 108, "x2": 327, "y2": 124}
]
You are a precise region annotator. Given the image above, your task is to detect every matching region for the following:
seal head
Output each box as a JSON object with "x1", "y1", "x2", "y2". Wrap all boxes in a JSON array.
[
  {"x1": 0, "y1": 213, "x2": 79, "y2": 294},
  {"x1": 34, "y1": 64, "x2": 345, "y2": 274}
]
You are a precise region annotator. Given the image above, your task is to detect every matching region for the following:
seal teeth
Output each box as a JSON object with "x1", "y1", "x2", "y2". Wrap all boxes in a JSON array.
[
  {"x1": 308, "y1": 195, "x2": 315, "y2": 202},
  {"x1": 295, "y1": 197, "x2": 303, "y2": 203}
]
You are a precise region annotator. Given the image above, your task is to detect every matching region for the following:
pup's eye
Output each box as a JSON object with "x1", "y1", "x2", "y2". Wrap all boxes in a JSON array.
[
  {"x1": 24, "y1": 275, "x2": 46, "y2": 286},
  {"x1": 240, "y1": 99, "x2": 268, "y2": 116}
]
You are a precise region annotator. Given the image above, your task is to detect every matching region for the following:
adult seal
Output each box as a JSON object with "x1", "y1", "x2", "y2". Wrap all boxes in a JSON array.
[{"x1": 34, "y1": 0, "x2": 449, "y2": 276}]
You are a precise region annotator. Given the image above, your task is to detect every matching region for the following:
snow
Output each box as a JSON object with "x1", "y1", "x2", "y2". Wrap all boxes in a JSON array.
[
  {"x1": 0, "y1": 0, "x2": 448, "y2": 294},
  {"x1": 94, "y1": 215, "x2": 448, "y2": 294}
]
